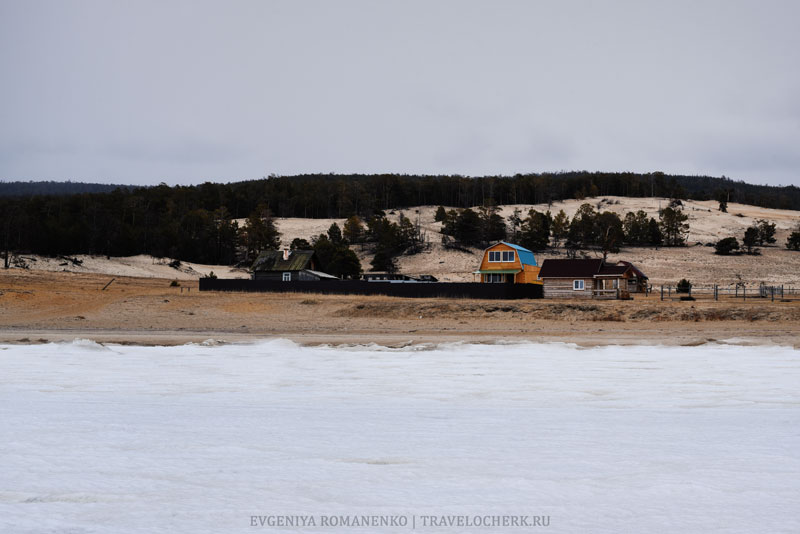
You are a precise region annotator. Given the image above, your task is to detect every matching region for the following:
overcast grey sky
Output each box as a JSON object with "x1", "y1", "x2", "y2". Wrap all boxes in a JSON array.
[{"x1": 1, "y1": 0, "x2": 798, "y2": 186}]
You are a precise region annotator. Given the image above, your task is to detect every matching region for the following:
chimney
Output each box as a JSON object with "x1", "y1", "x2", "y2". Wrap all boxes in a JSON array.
[{"x1": 282, "y1": 249, "x2": 290, "y2": 260}]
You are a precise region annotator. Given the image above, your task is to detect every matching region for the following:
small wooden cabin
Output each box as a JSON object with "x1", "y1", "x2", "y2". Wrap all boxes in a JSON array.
[
  {"x1": 475, "y1": 242, "x2": 541, "y2": 284},
  {"x1": 250, "y1": 249, "x2": 338, "y2": 281},
  {"x1": 619, "y1": 261, "x2": 649, "y2": 293},
  {"x1": 538, "y1": 259, "x2": 641, "y2": 299}
]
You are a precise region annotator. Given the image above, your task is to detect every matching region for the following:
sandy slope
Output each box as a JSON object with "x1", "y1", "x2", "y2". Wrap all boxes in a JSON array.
[
  {"x1": 9, "y1": 197, "x2": 800, "y2": 286},
  {"x1": 9, "y1": 254, "x2": 250, "y2": 280}
]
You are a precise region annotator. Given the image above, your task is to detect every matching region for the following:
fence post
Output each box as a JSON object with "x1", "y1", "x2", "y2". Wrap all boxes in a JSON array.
[
  {"x1": 771, "y1": 287, "x2": 774, "y2": 302},
  {"x1": 714, "y1": 285, "x2": 717, "y2": 301},
  {"x1": 669, "y1": 286, "x2": 671, "y2": 299},
  {"x1": 743, "y1": 286, "x2": 745, "y2": 301}
]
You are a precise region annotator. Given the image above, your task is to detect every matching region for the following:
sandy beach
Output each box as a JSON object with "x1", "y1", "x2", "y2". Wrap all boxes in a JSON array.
[{"x1": 2, "y1": 270, "x2": 799, "y2": 347}]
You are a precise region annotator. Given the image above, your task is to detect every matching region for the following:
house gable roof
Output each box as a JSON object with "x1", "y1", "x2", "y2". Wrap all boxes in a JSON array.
[
  {"x1": 251, "y1": 250, "x2": 315, "y2": 272},
  {"x1": 485, "y1": 241, "x2": 537, "y2": 267},
  {"x1": 618, "y1": 261, "x2": 648, "y2": 280},
  {"x1": 538, "y1": 259, "x2": 603, "y2": 278}
]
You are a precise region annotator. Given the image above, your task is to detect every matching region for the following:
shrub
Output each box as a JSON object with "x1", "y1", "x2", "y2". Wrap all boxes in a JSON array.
[
  {"x1": 676, "y1": 279, "x2": 692, "y2": 293},
  {"x1": 714, "y1": 236, "x2": 740, "y2": 255},
  {"x1": 787, "y1": 230, "x2": 800, "y2": 251},
  {"x1": 170, "y1": 279, "x2": 180, "y2": 287}
]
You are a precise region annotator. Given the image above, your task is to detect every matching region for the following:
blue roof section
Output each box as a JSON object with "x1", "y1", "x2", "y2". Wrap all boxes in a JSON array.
[{"x1": 499, "y1": 241, "x2": 537, "y2": 267}]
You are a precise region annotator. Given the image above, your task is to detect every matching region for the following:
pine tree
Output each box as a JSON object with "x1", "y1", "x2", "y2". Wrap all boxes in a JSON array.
[
  {"x1": 659, "y1": 206, "x2": 689, "y2": 246},
  {"x1": 518, "y1": 210, "x2": 550, "y2": 251},
  {"x1": 623, "y1": 210, "x2": 650, "y2": 245},
  {"x1": 290, "y1": 238, "x2": 311, "y2": 250},
  {"x1": 479, "y1": 205, "x2": 507, "y2": 245},
  {"x1": 453, "y1": 209, "x2": 483, "y2": 246},
  {"x1": 327, "y1": 222, "x2": 343, "y2": 244},
  {"x1": 743, "y1": 226, "x2": 760, "y2": 255},
  {"x1": 370, "y1": 246, "x2": 397, "y2": 273},
  {"x1": 716, "y1": 189, "x2": 730, "y2": 212},
  {"x1": 566, "y1": 203, "x2": 596, "y2": 250},
  {"x1": 326, "y1": 248, "x2": 362, "y2": 279},
  {"x1": 647, "y1": 218, "x2": 663, "y2": 246},
  {"x1": 756, "y1": 219, "x2": 776, "y2": 245},
  {"x1": 343, "y1": 215, "x2": 364, "y2": 244},
  {"x1": 550, "y1": 209, "x2": 569, "y2": 248},
  {"x1": 596, "y1": 211, "x2": 624, "y2": 260},
  {"x1": 240, "y1": 204, "x2": 281, "y2": 260}
]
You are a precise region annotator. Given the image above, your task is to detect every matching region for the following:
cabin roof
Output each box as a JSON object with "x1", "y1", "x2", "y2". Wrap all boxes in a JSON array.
[
  {"x1": 618, "y1": 261, "x2": 648, "y2": 280},
  {"x1": 539, "y1": 259, "x2": 645, "y2": 279},
  {"x1": 596, "y1": 263, "x2": 631, "y2": 276},
  {"x1": 538, "y1": 258, "x2": 604, "y2": 278},
  {"x1": 305, "y1": 269, "x2": 339, "y2": 280},
  {"x1": 251, "y1": 249, "x2": 315, "y2": 272}
]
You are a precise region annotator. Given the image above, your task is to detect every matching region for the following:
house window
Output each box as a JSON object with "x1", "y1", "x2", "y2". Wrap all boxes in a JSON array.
[
  {"x1": 282, "y1": 272, "x2": 291, "y2": 282},
  {"x1": 573, "y1": 280, "x2": 585, "y2": 290},
  {"x1": 486, "y1": 273, "x2": 505, "y2": 283},
  {"x1": 489, "y1": 250, "x2": 515, "y2": 262}
]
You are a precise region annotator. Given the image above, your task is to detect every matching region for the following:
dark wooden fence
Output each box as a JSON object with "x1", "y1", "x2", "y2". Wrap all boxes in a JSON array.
[{"x1": 199, "y1": 279, "x2": 543, "y2": 299}]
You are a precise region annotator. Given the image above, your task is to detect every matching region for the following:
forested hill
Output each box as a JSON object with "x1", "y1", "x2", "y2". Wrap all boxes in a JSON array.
[
  {"x1": 227, "y1": 172, "x2": 797, "y2": 216},
  {"x1": 0, "y1": 180, "x2": 136, "y2": 197},
  {"x1": 1, "y1": 172, "x2": 798, "y2": 264},
  {"x1": 2, "y1": 172, "x2": 798, "y2": 212}
]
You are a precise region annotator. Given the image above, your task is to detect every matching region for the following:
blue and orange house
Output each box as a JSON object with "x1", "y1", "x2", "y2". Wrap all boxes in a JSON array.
[{"x1": 475, "y1": 242, "x2": 541, "y2": 284}]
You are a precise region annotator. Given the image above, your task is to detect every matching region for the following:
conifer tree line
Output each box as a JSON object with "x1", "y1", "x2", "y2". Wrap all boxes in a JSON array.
[
  {"x1": 1, "y1": 171, "x2": 798, "y2": 265},
  {"x1": 436, "y1": 200, "x2": 683, "y2": 259}
]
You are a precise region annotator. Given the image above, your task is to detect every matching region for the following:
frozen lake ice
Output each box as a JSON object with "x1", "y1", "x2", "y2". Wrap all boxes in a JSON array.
[{"x1": 1, "y1": 339, "x2": 799, "y2": 533}]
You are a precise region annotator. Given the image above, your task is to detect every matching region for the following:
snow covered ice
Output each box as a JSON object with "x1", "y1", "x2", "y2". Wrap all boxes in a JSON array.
[{"x1": 1, "y1": 339, "x2": 799, "y2": 533}]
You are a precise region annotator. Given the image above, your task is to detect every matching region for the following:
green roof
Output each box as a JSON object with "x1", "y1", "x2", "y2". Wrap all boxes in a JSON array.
[
  {"x1": 251, "y1": 250, "x2": 315, "y2": 272},
  {"x1": 477, "y1": 269, "x2": 521, "y2": 274}
]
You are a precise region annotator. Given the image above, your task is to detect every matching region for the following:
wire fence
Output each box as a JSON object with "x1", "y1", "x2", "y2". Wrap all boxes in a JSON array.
[{"x1": 658, "y1": 284, "x2": 800, "y2": 302}]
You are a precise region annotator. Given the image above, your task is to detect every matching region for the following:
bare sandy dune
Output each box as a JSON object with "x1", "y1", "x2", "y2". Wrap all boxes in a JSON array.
[{"x1": 11, "y1": 254, "x2": 250, "y2": 280}]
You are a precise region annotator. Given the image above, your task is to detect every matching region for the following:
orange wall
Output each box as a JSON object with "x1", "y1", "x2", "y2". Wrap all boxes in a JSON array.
[
  {"x1": 480, "y1": 243, "x2": 542, "y2": 285},
  {"x1": 516, "y1": 264, "x2": 541, "y2": 284},
  {"x1": 479, "y1": 243, "x2": 520, "y2": 271}
]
